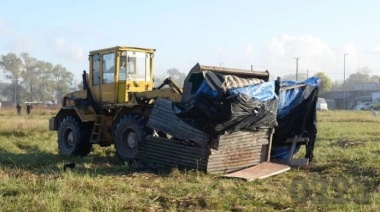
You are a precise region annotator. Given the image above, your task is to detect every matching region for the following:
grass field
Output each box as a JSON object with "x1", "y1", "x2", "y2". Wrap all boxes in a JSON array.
[{"x1": 0, "y1": 109, "x2": 379, "y2": 211}]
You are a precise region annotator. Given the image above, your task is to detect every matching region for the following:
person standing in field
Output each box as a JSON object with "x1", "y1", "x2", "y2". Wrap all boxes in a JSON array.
[
  {"x1": 16, "y1": 103, "x2": 21, "y2": 115},
  {"x1": 26, "y1": 103, "x2": 32, "y2": 115}
]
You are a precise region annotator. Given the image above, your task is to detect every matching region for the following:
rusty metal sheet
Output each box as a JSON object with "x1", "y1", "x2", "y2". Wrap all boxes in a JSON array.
[
  {"x1": 213, "y1": 129, "x2": 270, "y2": 150},
  {"x1": 207, "y1": 145, "x2": 264, "y2": 173},
  {"x1": 223, "y1": 162, "x2": 290, "y2": 181},
  {"x1": 140, "y1": 136, "x2": 209, "y2": 170},
  {"x1": 140, "y1": 128, "x2": 274, "y2": 174},
  {"x1": 147, "y1": 98, "x2": 209, "y2": 145}
]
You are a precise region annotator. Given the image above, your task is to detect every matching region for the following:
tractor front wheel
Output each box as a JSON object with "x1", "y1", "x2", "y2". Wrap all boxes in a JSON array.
[
  {"x1": 114, "y1": 115, "x2": 147, "y2": 161},
  {"x1": 58, "y1": 116, "x2": 92, "y2": 156}
]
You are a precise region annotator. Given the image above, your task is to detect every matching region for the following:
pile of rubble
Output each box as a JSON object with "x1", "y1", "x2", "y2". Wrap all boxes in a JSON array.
[{"x1": 140, "y1": 63, "x2": 319, "y2": 176}]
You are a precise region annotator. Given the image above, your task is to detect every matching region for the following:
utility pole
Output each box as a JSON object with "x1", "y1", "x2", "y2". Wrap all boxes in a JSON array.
[
  {"x1": 344, "y1": 53, "x2": 348, "y2": 110},
  {"x1": 307, "y1": 69, "x2": 309, "y2": 79},
  {"x1": 294, "y1": 57, "x2": 299, "y2": 81}
]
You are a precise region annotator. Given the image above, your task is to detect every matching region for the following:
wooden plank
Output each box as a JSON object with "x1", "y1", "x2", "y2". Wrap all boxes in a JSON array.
[
  {"x1": 266, "y1": 128, "x2": 274, "y2": 161},
  {"x1": 284, "y1": 137, "x2": 309, "y2": 143},
  {"x1": 223, "y1": 162, "x2": 290, "y2": 181},
  {"x1": 269, "y1": 159, "x2": 309, "y2": 167},
  {"x1": 288, "y1": 135, "x2": 298, "y2": 163}
]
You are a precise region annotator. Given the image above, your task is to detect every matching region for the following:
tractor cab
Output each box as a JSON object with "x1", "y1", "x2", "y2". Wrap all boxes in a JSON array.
[{"x1": 88, "y1": 46, "x2": 155, "y2": 103}]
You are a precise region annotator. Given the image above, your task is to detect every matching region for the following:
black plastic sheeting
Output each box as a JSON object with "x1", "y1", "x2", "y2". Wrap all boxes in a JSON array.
[
  {"x1": 173, "y1": 71, "x2": 279, "y2": 135},
  {"x1": 272, "y1": 84, "x2": 318, "y2": 161},
  {"x1": 174, "y1": 92, "x2": 278, "y2": 135}
]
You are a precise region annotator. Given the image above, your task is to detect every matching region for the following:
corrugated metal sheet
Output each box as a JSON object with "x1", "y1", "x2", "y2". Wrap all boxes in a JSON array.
[
  {"x1": 203, "y1": 71, "x2": 264, "y2": 92},
  {"x1": 140, "y1": 129, "x2": 273, "y2": 174},
  {"x1": 147, "y1": 98, "x2": 209, "y2": 145},
  {"x1": 207, "y1": 129, "x2": 270, "y2": 173},
  {"x1": 213, "y1": 130, "x2": 270, "y2": 150},
  {"x1": 140, "y1": 136, "x2": 208, "y2": 170}
]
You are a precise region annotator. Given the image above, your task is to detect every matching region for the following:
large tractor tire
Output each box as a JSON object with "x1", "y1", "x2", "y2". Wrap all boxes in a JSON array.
[
  {"x1": 58, "y1": 116, "x2": 92, "y2": 156},
  {"x1": 114, "y1": 115, "x2": 147, "y2": 161}
]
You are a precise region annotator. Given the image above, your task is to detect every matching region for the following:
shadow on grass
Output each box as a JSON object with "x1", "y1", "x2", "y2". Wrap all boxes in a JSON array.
[
  {"x1": 14, "y1": 143, "x2": 41, "y2": 153},
  {"x1": 290, "y1": 159, "x2": 380, "y2": 205},
  {"x1": 303, "y1": 158, "x2": 379, "y2": 178},
  {"x1": 0, "y1": 131, "x2": 29, "y2": 137},
  {"x1": 295, "y1": 158, "x2": 380, "y2": 204},
  {"x1": 0, "y1": 147, "x2": 179, "y2": 177}
]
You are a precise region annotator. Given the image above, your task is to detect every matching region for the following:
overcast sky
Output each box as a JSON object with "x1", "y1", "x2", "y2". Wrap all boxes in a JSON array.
[{"x1": 1, "y1": 0, "x2": 380, "y2": 82}]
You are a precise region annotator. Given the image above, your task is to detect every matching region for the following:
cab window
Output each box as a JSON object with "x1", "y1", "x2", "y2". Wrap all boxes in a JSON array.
[
  {"x1": 119, "y1": 54, "x2": 126, "y2": 81},
  {"x1": 102, "y1": 53, "x2": 115, "y2": 84},
  {"x1": 119, "y1": 51, "x2": 151, "y2": 82},
  {"x1": 92, "y1": 54, "x2": 100, "y2": 86}
]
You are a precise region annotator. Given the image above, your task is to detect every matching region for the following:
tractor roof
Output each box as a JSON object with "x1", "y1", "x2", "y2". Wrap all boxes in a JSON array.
[{"x1": 89, "y1": 46, "x2": 156, "y2": 54}]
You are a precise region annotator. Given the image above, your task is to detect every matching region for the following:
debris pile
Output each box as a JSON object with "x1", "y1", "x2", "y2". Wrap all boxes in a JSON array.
[
  {"x1": 141, "y1": 64, "x2": 319, "y2": 175},
  {"x1": 141, "y1": 64, "x2": 280, "y2": 174}
]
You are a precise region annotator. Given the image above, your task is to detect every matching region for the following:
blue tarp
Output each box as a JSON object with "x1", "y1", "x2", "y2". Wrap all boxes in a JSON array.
[
  {"x1": 194, "y1": 81, "x2": 220, "y2": 99},
  {"x1": 271, "y1": 76, "x2": 319, "y2": 160},
  {"x1": 228, "y1": 81, "x2": 277, "y2": 101},
  {"x1": 277, "y1": 77, "x2": 320, "y2": 119},
  {"x1": 195, "y1": 80, "x2": 277, "y2": 101},
  {"x1": 281, "y1": 77, "x2": 319, "y2": 87}
]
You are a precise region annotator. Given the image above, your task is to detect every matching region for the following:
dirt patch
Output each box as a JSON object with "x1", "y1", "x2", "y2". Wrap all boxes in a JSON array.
[
  {"x1": 155, "y1": 195, "x2": 207, "y2": 209},
  {"x1": 334, "y1": 139, "x2": 365, "y2": 148}
]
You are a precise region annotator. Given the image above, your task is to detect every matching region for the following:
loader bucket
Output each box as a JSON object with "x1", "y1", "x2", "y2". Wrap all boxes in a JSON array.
[{"x1": 181, "y1": 63, "x2": 270, "y2": 103}]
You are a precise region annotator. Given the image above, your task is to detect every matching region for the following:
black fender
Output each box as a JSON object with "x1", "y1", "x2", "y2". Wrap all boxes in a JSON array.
[
  {"x1": 111, "y1": 105, "x2": 152, "y2": 136},
  {"x1": 50, "y1": 107, "x2": 95, "y2": 131}
]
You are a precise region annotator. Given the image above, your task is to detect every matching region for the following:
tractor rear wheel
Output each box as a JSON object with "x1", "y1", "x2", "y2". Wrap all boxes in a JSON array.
[
  {"x1": 114, "y1": 115, "x2": 147, "y2": 161},
  {"x1": 58, "y1": 116, "x2": 92, "y2": 156}
]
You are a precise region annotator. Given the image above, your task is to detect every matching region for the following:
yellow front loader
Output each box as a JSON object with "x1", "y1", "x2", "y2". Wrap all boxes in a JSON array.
[{"x1": 49, "y1": 46, "x2": 182, "y2": 161}]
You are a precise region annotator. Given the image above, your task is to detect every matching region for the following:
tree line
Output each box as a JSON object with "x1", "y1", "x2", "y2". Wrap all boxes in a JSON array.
[
  {"x1": 4, "y1": 51, "x2": 376, "y2": 104},
  {"x1": 154, "y1": 68, "x2": 187, "y2": 88},
  {"x1": 282, "y1": 67, "x2": 380, "y2": 94},
  {"x1": 0, "y1": 52, "x2": 74, "y2": 104}
]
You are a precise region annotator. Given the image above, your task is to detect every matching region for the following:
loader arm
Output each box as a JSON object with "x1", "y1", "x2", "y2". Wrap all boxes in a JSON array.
[{"x1": 156, "y1": 77, "x2": 183, "y2": 95}]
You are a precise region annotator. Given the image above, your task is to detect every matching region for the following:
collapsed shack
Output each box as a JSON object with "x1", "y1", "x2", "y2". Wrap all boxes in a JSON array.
[
  {"x1": 271, "y1": 77, "x2": 319, "y2": 165},
  {"x1": 143, "y1": 63, "x2": 281, "y2": 174},
  {"x1": 142, "y1": 63, "x2": 319, "y2": 176},
  {"x1": 143, "y1": 98, "x2": 275, "y2": 173}
]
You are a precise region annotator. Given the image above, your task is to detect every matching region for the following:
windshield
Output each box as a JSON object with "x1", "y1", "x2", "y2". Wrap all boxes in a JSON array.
[{"x1": 119, "y1": 51, "x2": 151, "y2": 81}]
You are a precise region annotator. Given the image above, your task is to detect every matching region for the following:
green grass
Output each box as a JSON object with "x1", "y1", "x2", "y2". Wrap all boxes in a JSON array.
[{"x1": 0, "y1": 109, "x2": 379, "y2": 211}]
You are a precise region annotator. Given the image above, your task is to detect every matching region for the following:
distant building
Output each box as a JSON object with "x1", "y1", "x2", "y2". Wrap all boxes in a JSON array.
[
  {"x1": 320, "y1": 82, "x2": 380, "y2": 110},
  {"x1": 352, "y1": 82, "x2": 380, "y2": 91}
]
